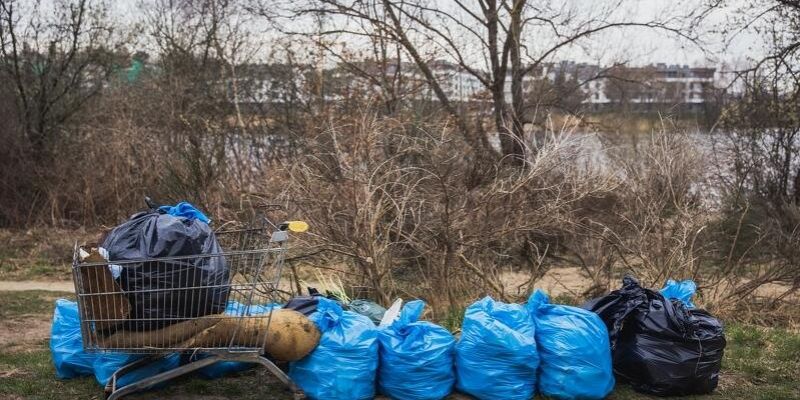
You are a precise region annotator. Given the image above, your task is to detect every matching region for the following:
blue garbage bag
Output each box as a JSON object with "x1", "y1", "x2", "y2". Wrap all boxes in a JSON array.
[
  {"x1": 455, "y1": 296, "x2": 539, "y2": 400},
  {"x1": 50, "y1": 299, "x2": 181, "y2": 388},
  {"x1": 93, "y1": 353, "x2": 181, "y2": 388},
  {"x1": 660, "y1": 279, "x2": 696, "y2": 308},
  {"x1": 378, "y1": 300, "x2": 455, "y2": 400},
  {"x1": 196, "y1": 360, "x2": 254, "y2": 379},
  {"x1": 51, "y1": 299, "x2": 95, "y2": 379},
  {"x1": 222, "y1": 300, "x2": 280, "y2": 316},
  {"x1": 289, "y1": 297, "x2": 378, "y2": 400},
  {"x1": 195, "y1": 301, "x2": 281, "y2": 379},
  {"x1": 526, "y1": 290, "x2": 614, "y2": 400},
  {"x1": 158, "y1": 201, "x2": 211, "y2": 224}
]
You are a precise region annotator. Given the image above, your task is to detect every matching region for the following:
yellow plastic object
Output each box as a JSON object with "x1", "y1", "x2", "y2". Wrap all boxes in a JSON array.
[{"x1": 287, "y1": 220, "x2": 309, "y2": 233}]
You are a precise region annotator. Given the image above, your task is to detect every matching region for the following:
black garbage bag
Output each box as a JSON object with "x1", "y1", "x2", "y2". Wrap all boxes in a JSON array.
[
  {"x1": 582, "y1": 276, "x2": 726, "y2": 396},
  {"x1": 284, "y1": 287, "x2": 323, "y2": 316},
  {"x1": 102, "y1": 210, "x2": 229, "y2": 331},
  {"x1": 348, "y1": 299, "x2": 387, "y2": 325}
]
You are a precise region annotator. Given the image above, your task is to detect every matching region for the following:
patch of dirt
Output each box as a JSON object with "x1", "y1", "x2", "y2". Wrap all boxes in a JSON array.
[
  {"x1": 500, "y1": 267, "x2": 593, "y2": 297},
  {"x1": 752, "y1": 281, "x2": 798, "y2": 298},
  {"x1": 0, "y1": 368, "x2": 30, "y2": 379},
  {"x1": 717, "y1": 371, "x2": 755, "y2": 391},
  {"x1": 0, "y1": 280, "x2": 74, "y2": 292},
  {"x1": 0, "y1": 315, "x2": 52, "y2": 348}
]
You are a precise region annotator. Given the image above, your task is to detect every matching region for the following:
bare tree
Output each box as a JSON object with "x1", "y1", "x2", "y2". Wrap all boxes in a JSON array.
[
  {"x1": 259, "y1": 0, "x2": 701, "y2": 162},
  {"x1": 701, "y1": 0, "x2": 800, "y2": 305},
  {"x1": 0, "y1": 0, "x2": 119, "y2": 156}
]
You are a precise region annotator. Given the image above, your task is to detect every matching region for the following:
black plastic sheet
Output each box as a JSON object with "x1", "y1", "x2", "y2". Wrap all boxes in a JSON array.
[
  {"x1": 582, "y1": 276, "x2": 726, "y2": 396},
  {"x1": 102, "y1": 210, "x2": 229, "y2": 330},
  {"x1": 284, "y1": 288, "x2": 323, "y2": 317}
]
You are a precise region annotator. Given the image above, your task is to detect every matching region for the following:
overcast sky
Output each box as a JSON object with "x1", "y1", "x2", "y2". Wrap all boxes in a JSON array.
[{"x1": 104, "y1": 0, "x2": 769, "y2": 70}]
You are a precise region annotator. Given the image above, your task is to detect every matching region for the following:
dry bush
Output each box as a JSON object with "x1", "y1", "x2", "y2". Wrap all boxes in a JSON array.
[
  {"x1": 571, "y1": 126, "x2": 800, "y2": 316},
  {"x1": 268, "y1": 110, "x2": 616, "y2": 314},
  {"x1": 593, "y1": 132, "x2": 710, "y2": 286}
]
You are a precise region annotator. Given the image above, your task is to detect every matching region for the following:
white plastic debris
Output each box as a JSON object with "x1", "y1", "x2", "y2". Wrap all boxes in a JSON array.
[{"x1": 379, "y1": 298, "x2": 403, "y2": 327}]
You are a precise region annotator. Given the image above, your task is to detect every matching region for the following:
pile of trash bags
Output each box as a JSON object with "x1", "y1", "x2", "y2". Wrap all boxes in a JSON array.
[
  {"x1": 451, "y1": 293, "x2": 616, "y2": 400},
  {"x1": 52, "y1": 298, "x2": 284, "y2": 385},
  {"x1": 582, "y1": 276, "x2": 726, "y2": 396},
  {"x1": 54, "y1": 225, "x2": 727, "y2": 400},
  {"x1": 51, "y1": 299, "x2": 183, "y2": 387}
]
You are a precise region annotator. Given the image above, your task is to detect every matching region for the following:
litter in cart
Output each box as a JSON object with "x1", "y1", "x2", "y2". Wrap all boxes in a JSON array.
[{"x1": 57, "y1": 200, "x2": 317, "y2": 399}]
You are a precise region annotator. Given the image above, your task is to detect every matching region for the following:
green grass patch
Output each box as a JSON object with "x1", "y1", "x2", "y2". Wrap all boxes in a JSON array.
[
  {"x1": 0, "y1": 349, "x2": 98, "y2": 399},
  {"x1": 0, "y1": 290, "x2": 74, "y2": 319},
  {"x1": 440, "y1": 305, "x2": 466, "y2": 333},
  {"x1": 0, "y1": 259, "x2": 71, "y2": 281},
  {"x1": 0, "y1": 228, "x2": 90, "y2": 281}
]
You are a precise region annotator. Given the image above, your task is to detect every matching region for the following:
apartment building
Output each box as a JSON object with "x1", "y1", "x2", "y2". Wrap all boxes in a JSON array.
[{"x1": 226, "y1": 59, "x2": 717, "y2": 113}]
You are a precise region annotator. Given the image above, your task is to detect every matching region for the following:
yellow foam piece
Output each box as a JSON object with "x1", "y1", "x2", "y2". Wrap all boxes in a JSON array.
[{"x1": 287, "y1": 220, "x2": 309, "y2": 233}]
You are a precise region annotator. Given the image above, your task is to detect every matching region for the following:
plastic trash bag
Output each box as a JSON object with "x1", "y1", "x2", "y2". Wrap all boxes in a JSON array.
[
  {"x1": 378, "y1": 300, "x2": 455, "y2": 400},
  {"x1": 285, "y1": 288, "x2": 324, "y2": 317},
  {"x1": 50, "y1": 299, "x2": 181, "y2": 388},
  {"x1": 284, "y1": 296, "x2": 321, "y2": 316},
  {"x1": 455, "y1": 296, "x2": 539, "y2": 400},
  {"x1": 195, "y1": 301, "x2": 280, "y2": 379},
  {"x1": 221, "y1": 300, "x2": 280, "y2": 316},
  {"x1": 582, "y1": 276, "x2": 726, "y2": 396},
  {"x1": 102, "y1": 209, "x2": 229, "y2": 330},
  {"x1": 380, "y1": 298, "x2": 404, "y2": 327},
  {"x1": 660, "y1": 279, "x2": 696, "y2": 308},
  {"x1": 349, "y1": 299, "x2": 387, "y2": 325},
  {"x1": 526, "y1": 290, "x2": 614, "y2": 400},
  {"x1": 158, "y1": 201, "x2": 211, "y2": 224},
  {"x1": 195, "y1": 359, "x2": 253, "y2": 380},
  {"x1": 93, "y1": 353, "x2": 181, "y2": 388},
  {"x1": 289, "y1": 297, "x2": 379, "y2": 400},
  {"x1": 51, "y1": 299, "x2": 95, "y2": 379}
]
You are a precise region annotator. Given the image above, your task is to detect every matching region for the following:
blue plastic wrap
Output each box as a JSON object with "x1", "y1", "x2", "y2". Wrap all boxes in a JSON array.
[
  {"x1": 378, "y1": 300, "x2": 455, "y2": 400},
  {"x1": 289, "y1": 297, "x2": 379, "y2": 400},
  {"x1": 158, "y1": 201, "x2": 211, "y2": 224},
  {"x1": 455, "y1": 296, "x2": 539, "y2": 400},
  {"x1": 93, "y1": 353, "x2": 181, "y2": 388},
  {"x1": 526, "y1": 290, "x2": 614, "y2": 400},
  {"x1": 51, "y1": 299, "x2": 95, "y2": 379},
  {"x1": 660, "y1": 279, "x2": 696, "y2": 308},
  {"x1": 195, "y1": 301, "x2": 280, "y2": 379},
  {"x1": 50, "y1": 299, "x2": 180, "y2": 388}
]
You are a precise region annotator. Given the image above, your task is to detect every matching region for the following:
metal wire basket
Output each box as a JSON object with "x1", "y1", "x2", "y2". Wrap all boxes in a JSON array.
[{"x1": 71, "y1": 217, "x2": 305, "y2": 399}]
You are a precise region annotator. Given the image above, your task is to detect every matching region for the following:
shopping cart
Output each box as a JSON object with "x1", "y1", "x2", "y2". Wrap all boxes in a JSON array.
[{"x1": 71, "y1": 216, "x2": 309, "y2": 400}]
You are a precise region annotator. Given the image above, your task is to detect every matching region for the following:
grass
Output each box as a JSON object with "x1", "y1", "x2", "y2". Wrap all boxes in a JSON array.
[
  {"x1": 0, "y1": 228, "x2": 99, "y2": 281},
  {"x1": 0, "y1": 290, "x2": 74, "y2": 318},
  {"x1": 0, "y1": 291, "x2": 798, "y2": 399},
  {"x1": 0, "y1": 259, "x2": 71, "y2": 281}
]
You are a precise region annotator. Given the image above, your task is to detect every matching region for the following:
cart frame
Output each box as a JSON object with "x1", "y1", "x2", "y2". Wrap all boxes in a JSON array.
[{"x1": 71, "y1": 217, "x2": 305, "y2": 399}]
